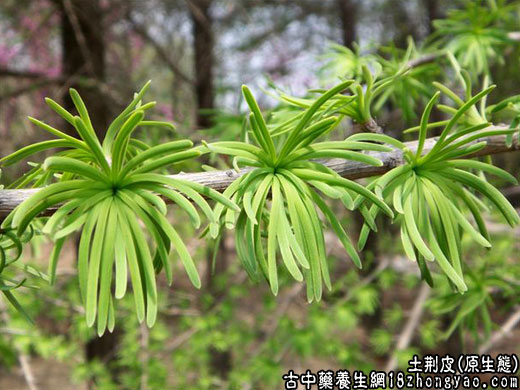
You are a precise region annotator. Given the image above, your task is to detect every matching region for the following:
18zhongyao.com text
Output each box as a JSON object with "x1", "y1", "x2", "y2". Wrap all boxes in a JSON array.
[{"x1": 282, "y1": 354, "x2": 519, "y2": 389}]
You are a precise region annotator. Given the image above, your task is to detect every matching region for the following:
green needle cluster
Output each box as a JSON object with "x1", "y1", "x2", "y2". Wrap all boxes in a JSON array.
[
  {"x1": 205, "y1": 82, "x2": 393, "y2": 302},
  {"x1": 1, "y1": 48, "x2": 520, "y2": 330},
  {"x1": 1, "y1": 82, "x2": 238, "y2": 335},
  {"x1": 355, "y1": 87, "x2": 519, "y2": 292}
]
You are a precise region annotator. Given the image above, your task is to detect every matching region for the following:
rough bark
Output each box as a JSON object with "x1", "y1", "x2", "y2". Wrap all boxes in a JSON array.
[
  {"x1": 1, "y1": 131, "x2": 518, "y2": 219},
  {"x1": 60, "y1": 0, "x2": 108, "y2": 138}
]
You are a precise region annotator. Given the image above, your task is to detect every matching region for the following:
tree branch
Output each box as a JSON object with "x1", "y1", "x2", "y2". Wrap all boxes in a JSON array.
[
  {"x1": 385, "y1": 283, "x2": 431, "y2": 371},
  {"x1": 62, "y1": 0, "x2": 97, "y2": 77},
  {"x1": 0, "y1": 67, "x2": 123, "y2": 106},
  {"x1": 479, "y1": 306, "x2": 520, "y2": 354},
  {"x1": 127, "y1": 14, "x2": 194, "y2": 86},
  {"x1": 0, "y1": 130, "x2": 518, "y2": 219},
  {"x1": 0, "y1": 300, "x2": 40, "y2": 390},
  {"x1": 0, "y1": 68, "x2": 53, "y2": 79}
]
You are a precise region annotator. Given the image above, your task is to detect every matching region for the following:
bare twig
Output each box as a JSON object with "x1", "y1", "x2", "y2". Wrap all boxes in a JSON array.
[
  {"x1": 0, "y1": 79, "x2": 60, "y2": 102},
  {"x1": 0, "y1": 67, "x2": 122, "y2": 106},
  {"x1": 479, "y1": 306, "x2": 520, "y2": 354},
  {"x1": 164, "y1": 326, "x2": 199, "y2": 352},
  {"x1": 385, "y1": 283, "x2": 431, "y2": 371},
  {"x1": 0, "y1": 327, "x2": 29, "y2": 335},
  {"x1": 247, "y1": 283, "x2": 304, "y2": 359},
  {"x1": 0, "y1": 68, "x2": 53, "y2": 79},
  {"x1": 406, "y1": 52, "x2": 444, "y2": 69},
  {"x1": 127, "y1": 14, "x2": 194, "y2": 85},
  {"x1": 185, "y1": 0, "x2": 211, "y2": 30},
  {"x1": 17, "y1": 355, "x2": 39, "y2": 390},
  {"x1": 0, "y1": 130, "x2": 518, "y2": 219},
  {"x1": 0, "y1": 300, "x2": 39, "y2": 390},
  {"x1": 333, "y1": 258, "x2": 391, "y2": 307},
  {"x1": 163, "y1": 273, "x2": 249, "y2": 352},
  {"x1": 140, "y1": 322, "x2": 149, "y2": 390}
]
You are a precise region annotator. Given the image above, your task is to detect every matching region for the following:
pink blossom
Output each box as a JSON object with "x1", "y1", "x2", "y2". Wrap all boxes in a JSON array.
[
  {"x1": 156, "y1": 103, "x2": 174, "y2": 121},
  {"x1": 0, "y1": 44, "x2": 19, "y2": 66}
]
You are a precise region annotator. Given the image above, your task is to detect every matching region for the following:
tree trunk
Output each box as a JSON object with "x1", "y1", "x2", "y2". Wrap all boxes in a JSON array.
[
  {"x1": 385, "y1": 0, "x2": 420, "y2": 48},
  {"x1": 59, "y1": 1, "x2": 118, "y2": 388},
  {"x1": 423, "y1": 0, "x2": 441, "y2": 36},
  {"x1": 60, "y1": 0, "x2": 108, "y2": 137},
  {"x1": 189, "y1": 0, "x2": 215, "y2": 129},
  {"x1": 337, "y1": 0, "x2": 357, "y2": 49},
  {"x1": 188, "y1": 1, "x2": 233, "y2": 379}
]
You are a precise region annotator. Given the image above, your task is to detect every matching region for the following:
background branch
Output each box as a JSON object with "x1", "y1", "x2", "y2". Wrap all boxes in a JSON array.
[
  {"x1": 385, "y1": 283, "x2": 431, "y2": 371},
  {"x1": 479, "y1": 306, "x2": 520, "y2": 354}
]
